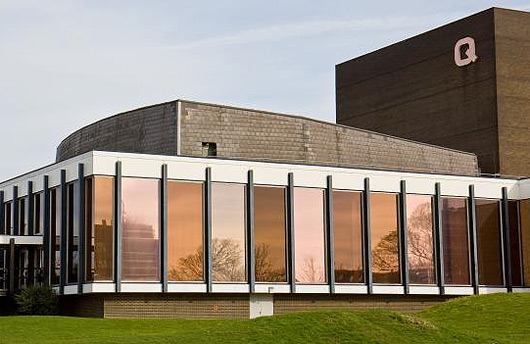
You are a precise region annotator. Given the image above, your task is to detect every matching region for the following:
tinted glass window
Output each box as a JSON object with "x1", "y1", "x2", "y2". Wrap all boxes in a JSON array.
[
  {"x1": 407, "y1": 195, "x2": 436, "y2": 285},
  {"x1": 520, "y1": 200, "x2": 530, "y2": 287},
  {"x1": 441, "y1": 197, "x2": 470, "y2": 285},
  {"x1": 333, "y1": 190, "x2": 363, "y2": 283},
  {"x1": 371, "y1": 193, "x2": 400, "y2": 284},
  {"x1": 508, "y1": 201, "x2": 523, "y2": 287},
  {"x1": 476, "y1": 199, "x2": 503, "y2": 286},
  {"x1": 122, "y1": 178, "x2": 160, "y2": 282},
  {"x1": 254, "y1": 186, "x2": 287, "y2": 282}
]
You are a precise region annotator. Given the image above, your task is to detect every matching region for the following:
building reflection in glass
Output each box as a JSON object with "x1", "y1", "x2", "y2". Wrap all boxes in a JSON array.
[{"x1": 121, "y1": 178, "x2": 160, "y2": 282}]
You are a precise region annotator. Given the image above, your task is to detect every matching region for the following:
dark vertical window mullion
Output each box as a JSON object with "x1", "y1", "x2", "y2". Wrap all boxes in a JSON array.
[
  {"x1": 12, "y1": 186, "x2": 18, "y2": 236},
  {"x1": 326, "y1": 176, "x2": 335, "y2": 293},
  {"x1": 434, "y1": 183, "x2": 445, "y2": 294},
  {"x1": 43, "y1": 176, "x2": 50, "y2": 285},
  {"x1": 287, "y1": 173, "x2": 295, "y2": 292},
  {"x1": 247, "y1": 170, "x2": 255, "y2": 293},
  {"x1": 501, "y1": 187, "x2": 511, "y2": 291},
  {"x1": 399, "y1": 181, "x2": 409, "y2": 294},
  {"x1": 28, "y1": 181, "x2": 34, "y2": 236},
  {"x1": 205, "y1": 167, "x2": 212, "y2": 292},
  {"x1": 77, "y1": 164, "x2": 85, "y2": 294},
  {"x1": 0, "y1": 191, "x2": 4, "y2": 235},
  {"x1": 114, "y1": 161, "x2": 122, "y2": 292},
  {"x1": 161, "y1": 164, "x2": 168, "y2": 292},
  {"x1": 468, "y1": 185, "x2": 479, "y2": 295},
  {"x1": 59, "y1": 170, "x2": 67, "y2": 294},
  {"x1": 363, "y1": 178, "x2": 372, "y2": 294}
]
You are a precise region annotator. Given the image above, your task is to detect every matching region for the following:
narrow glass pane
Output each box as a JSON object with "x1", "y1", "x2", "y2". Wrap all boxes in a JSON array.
[
  {"x1": 34, "y1": 193, "x2": 44, "y2": 235},
  {"x1": 122, "y1": 178, "x2": 160, "y2": 282},
  {"x1": 371, "y1": 193, "x2": 400, "y2": 284},
  {"x1": 508, "y1": 201, "x2": 523, "y2": 287},
  {"x1": 407, "y1": 195, "x2": 436, "y2": 285},
  {"x1": 167, "y1": 181, "x2": 204, "y2": 282},
  {"x1": 476, "y1": 199, "x2": 503, "y2": 286},
  {"x1": 212, "y1": 183, "x2": 246, "y2": 282},
  {"x1": 86, "y1": 177, "x2": 114, "y2": 282},
  {"x1": 294, "y1": 188, "x2": 326, "y2": 284},
  {"x1": 4, "y1": 202, "x2": 12, "y2": 235},
  {"x1": 67, "y1": 183, "x2": 79, "y2": 284},
  {"x1": 441, "y1": 197, "x2": 470, "y2": 285},
  {"x1": 520, "y1": 199, "x2": 530, "y2": 287},
  {"x1": 333, "y1": 190, "x2": 363, "y2": 283},
  {"x1": 50, "y1": 188, "x2": 60, "y2": 285},
  {"x1": 18, "y1": 198, "x2": 27, "y2": 235},
  {"x1": 254, "y1": 186, "x2": 287, "y2": 282}
]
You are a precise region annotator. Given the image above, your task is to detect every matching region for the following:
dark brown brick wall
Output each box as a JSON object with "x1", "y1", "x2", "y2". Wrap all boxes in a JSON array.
[
  {"x1": 495, "y1": 9, "x2": 530, "y2": 176},
  {"x1": 56, "y1": 100, "x2": 479, "y2": 176},
  {"x1": 336, "y1": 8, "x2": 498, "y2": 174},
  {"x1": 274, "y1": 294, "x2": 454, "y2": 314}
]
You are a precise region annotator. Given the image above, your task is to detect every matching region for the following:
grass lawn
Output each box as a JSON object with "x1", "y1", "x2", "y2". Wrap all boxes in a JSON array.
[{"x1": 0, "y1": 293, "x2": 529, "y2": 343}]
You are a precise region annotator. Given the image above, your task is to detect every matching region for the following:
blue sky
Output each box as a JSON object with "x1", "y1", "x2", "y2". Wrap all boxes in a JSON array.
[{"x1": 0, "y1": 1, "x2": 529, "y2": 180}]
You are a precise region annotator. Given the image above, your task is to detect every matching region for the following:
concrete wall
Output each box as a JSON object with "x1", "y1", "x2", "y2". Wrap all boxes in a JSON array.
[
  {"x1": 56, "y1": 100, "x2": 479, "y2": 176},
  {"x1": 57, "y1": 102, "x2": 178, "y2": 162},
  {"x1": 336, "y1": 8, "x2": 498, "y2": 174}
]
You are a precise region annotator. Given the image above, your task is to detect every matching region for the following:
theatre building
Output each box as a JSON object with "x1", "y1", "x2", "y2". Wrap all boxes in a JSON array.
[{"x1": 1, "y1": 8, "x2": 530, "y2": 319}]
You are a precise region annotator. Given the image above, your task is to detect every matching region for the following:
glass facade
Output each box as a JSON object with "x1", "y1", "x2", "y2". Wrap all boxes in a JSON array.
[
  {"x1": 520, "y1": 200, "x2": 530, "y2": 287},
  {"x1": 333, "y1": 190, "x2": 363, "y2": 283},
  {"x1": 441, "y1": 197, "x2": 470, "y2": 285},
  {"x1": 294, "y1": 187, "x2": 326, "y2": 284},
  {"x1": 121, "y1": 178, "x2": 160, "y2": 282},
  {"x1": 370, "y1": 193, "x2": 400, "y2": 284},
  {"x1": 508, "y1": 201, "x2": 523, "y2": 287},
  {"x1": 167, "y1": 181, "x2": 204, "y2": 282},
  {"x1": 86, "y1": 177, "x2": 114, "y2": 282},
  {"x1": 18, "y1": 197, "x2": 27, "y2": 235},
  {"x1": 66, "y1": 183, "x2": 79, "y2": 284},
  {"x1": 406, "y1": 195, "x2": 436, "y2": 285},
  {"x1": 475, "y1": 199, "x2": 503, "y2": 286},
  {"x1": 4, "y1": 202, "x2": 12, "y2": 235},
  {"x1": 254, "y1": 186, "x2": 287, "y2": 283},
  {"x1": 212, "y1": 183, "x2": 246, "y2": 282},
  {"x1": 50, "y1": 188, "x2": 60, "y2": 285},
  {"x1": 34, "y1": 192, "x2": 44, "y2": 235}
]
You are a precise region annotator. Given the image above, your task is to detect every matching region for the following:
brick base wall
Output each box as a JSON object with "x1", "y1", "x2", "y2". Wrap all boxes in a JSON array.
[{"x1": 58, "y1": 293, "x2": 454, "y2": 318}]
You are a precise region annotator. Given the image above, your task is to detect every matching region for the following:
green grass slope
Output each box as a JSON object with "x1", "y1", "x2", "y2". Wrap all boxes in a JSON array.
[{"x1": 0, "y1": 293, "x2": 528, "y2": 343}]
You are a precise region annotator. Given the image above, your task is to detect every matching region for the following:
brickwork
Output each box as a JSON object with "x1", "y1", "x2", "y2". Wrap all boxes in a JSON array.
[
  {"x1": 103, "y1": 294, "x2": 249, "y2": 319},
  {"x1": 273, "y1": 294, "x2": 454, "y2": 314}
]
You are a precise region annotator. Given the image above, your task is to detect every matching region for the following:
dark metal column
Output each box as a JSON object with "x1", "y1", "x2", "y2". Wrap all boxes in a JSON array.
[
  {"x1": 247, "y1": 170, "x2": 255, "y2": 293},
  {"x1": 326, "y1": 175, "x2": 335, "y2": 294},
  {"x1": 12, "y1": 186, "x2": 18, "y2": 236},
  {"x1": 468, "y1": 185, "x2": 479, "y2": 295},
  {"x1": 43, "y1": 176, "x2": 51, "y2": 285},
  {"x1": 0, "y1": 190, "x2": 4, "y2": 235},
  {"x1": 363, "y1": 178, "x2": 373, "y2": 294},
  {"x1": 59, "y1": 170, "x2": 67, "y2": 294},
  {"x1": 501, "y1": 187, "x2": 512, "y2": 292},
  {"x1": 205, "y1": 167, "x2": 213, "y2": 292},
  {"x1": 287, "y1": 172, "x2": 296, "y2": 293},
  {"x1": 434, "y1": 183, "x2": 445, "y2": 295},
  {"x1": 8, "y1": 238, "x2": 15, "y2": 294},
  {"x1": 77, "y1": 164, "x2": 85, "y2": 294},
  {"x1": 28, "y1": 181, "x2": 34, "y2": 236},
  {"x1": 399, "y1": 180, "x2": 409, "y2": 294},
  {"x1": 115, "y1": 161, "x2": 122, "y2": 292},
  {"x1": 161, "y1": 164, "x2": 168, "y2": 293}
]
